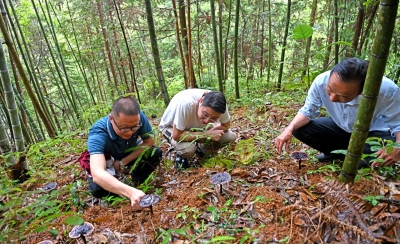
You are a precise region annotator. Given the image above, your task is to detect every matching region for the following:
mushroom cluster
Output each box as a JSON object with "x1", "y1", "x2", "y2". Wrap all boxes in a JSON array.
[{"x1": 210, "y1": 172, "x2": 231, "y2": 194}]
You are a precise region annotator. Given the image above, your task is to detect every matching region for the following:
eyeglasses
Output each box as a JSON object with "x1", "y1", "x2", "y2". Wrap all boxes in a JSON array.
[
  {"x1": 113, "y1": 119, "x2": 142, "y2": 132},
  {"x1": 201, "y1": 111, "x2": 219, "y2": 123}
]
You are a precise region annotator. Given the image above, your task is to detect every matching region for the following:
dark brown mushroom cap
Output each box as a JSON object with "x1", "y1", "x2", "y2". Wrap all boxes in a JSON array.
[
  {"x1": 139, "y1": 194, "x2": 161, "y2": 208},
  {"x1": 42, "y1": 182, "x2": 57, "y2": 191},
  {"x1": 69, "y1": 222, "x2": 94, "y2": 238},
  {"x1": 37, "y1": 241, "x2": 53, "y2": 244},
  {"x1": 210, "y1": 172, "x2": 231, "y2": 185},
  {"x1": 290, "y1": 151, "x2": 308, "y2": 160}
]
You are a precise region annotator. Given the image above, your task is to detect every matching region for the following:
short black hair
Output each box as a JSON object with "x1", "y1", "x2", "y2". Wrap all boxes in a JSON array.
[
  {"x1": 111, "y1": 96, "x2": 140, "y2": 117},
  {"x1": 202, "y1": 91, "x2": 227, "y2": 114},
  {"x1": 330, "y1": 57, "x2": 369, "y2": 94}
]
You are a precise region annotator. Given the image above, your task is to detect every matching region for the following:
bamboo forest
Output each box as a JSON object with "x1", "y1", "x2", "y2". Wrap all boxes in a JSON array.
[{"x1": 1, "y1": 0, "x2": 400, "y2": 242}]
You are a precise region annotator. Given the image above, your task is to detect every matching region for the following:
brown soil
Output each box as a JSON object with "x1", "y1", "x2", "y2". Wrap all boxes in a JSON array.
[{"x1": 19, "y1": 105, "x2": 400, "y2": 243}]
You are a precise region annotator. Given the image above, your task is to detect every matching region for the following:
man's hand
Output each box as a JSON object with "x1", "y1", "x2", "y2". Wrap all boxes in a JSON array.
[
  {"x1": 113, "y1": 159, "x2": 122, "y2": 173},
  {"x1": 371, "y1": 147, "x2": 400, "y2": 167},
  {"x1": 129, "y1": 187, "x2": 146, "y2": 210},
  {"x1": 274, "y1": 128, "x2": 293, "y2": 154},
  {"x1": 205, "y1": 130, "x2": 224, "y2": 142}
]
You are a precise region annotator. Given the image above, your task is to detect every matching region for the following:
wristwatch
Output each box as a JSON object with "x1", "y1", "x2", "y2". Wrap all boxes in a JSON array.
[{"x1": 119, "y1": 159, "x2": 125, "y2": 168}]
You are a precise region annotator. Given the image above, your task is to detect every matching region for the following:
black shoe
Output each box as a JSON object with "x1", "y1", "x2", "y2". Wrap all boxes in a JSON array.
[
  {"x1": 316, "y1": 153, "x2": 345, "y2": 162},
  {"x1": 195, "y1": 145, "x2": 205, "y2": 158},
  {"x1": 358, "y1": 160, "x2": 369, "y2": 169},
  {"x1": 175, "y1": 154, "x2": 190, "y2": 169}
]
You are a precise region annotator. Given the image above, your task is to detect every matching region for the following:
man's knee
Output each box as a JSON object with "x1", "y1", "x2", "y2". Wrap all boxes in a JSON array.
[
  {"x1": 175, "y1": 143, "x2": 196, "y2": 158},
  {"x1": 147, "y1": 146, "x2": 162, "y2": 166},
  {"x1": 88, "y1": 179, "x2": 111, "y2": 198},
  {"x1": 219, "y1": 130, "x2": 236, "y2": 144}
]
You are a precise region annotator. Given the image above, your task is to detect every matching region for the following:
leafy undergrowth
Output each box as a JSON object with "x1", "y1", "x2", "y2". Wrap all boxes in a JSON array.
[{"x1": 2, "y1": 97, "x2": 400, "y2": 244}]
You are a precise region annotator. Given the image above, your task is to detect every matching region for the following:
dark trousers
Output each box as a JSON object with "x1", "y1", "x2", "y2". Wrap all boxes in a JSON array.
[
  {"x1": 89, "y1": 146, "x2": 162, "y2": 199},
  {"x1": 292, "y1": 117, "x2": 394, "y2": 159}
]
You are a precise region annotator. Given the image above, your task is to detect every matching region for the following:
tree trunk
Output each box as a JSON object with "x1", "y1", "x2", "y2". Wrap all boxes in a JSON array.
[
  {"x1": 178, "y1": 0, "x2": 190, "y2": 88},
  {"x1": 144, "y1": 0, "x2": 170, "y2": 105},
  {"x1": 357, "y1": 2, "x2": 379, "y2": 55},
  {"x1": 234, "y1": 0, "x2": 240, "y2": 99},
  {"x1": 113, "y1": 0, "x2": 141, "y2": 102},
  {"x1": 172, "y1": 0, "x2": 188, "y2": 88},
  {"x1": 187, "y1": 0, "x2": 196, "y2": 87},
  {"x1": 97, "y1": 0, "x2": 118, "y2": 93},
  {"x1": 0, "y1": 39, "x2": 27, "y2": 175},
  {"x1": 0, "y1": 4, "x2": 55, "y2": 138},
  {"x1": 302, "y1": 0, "x2": 317, "y2": 79},
  {"x1": 340, "y1": 0, "x2": 398, "y2": 183},
  {"x1": 348, "y1": 0, "x2": 365, "y2": 57},
  {"x1": 334, "y1": 0, "x2": 339, "y2": 63},
  {"x1": 277, "y1": 0, "x2": 291, "y2": 91},
  {"x1": 210, "y1": 0, "x2": 223, "y2": 91}
]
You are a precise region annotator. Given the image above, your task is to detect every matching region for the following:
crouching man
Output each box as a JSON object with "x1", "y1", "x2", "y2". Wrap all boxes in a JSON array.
[
  {"x1": 159, "y1": 89, "x2": 236, "y2": 169},
  {"x1": 84, "y1": 96, "x2": 161, "y2": 208}
]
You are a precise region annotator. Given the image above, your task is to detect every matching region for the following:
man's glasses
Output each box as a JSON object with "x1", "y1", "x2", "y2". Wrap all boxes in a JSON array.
[
  {"x1": 201, "y1": 111, "x2": 219, "y2": 123},
  {"x1": 113, "y1": 119, "x2": 142, "y2": 132}
]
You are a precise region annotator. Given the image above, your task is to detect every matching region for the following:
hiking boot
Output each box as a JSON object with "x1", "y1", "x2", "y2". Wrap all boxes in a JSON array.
[
  {"x1": 175, "y1": 154, "x2": 190, "y2": 169},
  {"x1": 195, "y1": 145, "x2": 206, "y2": 158}
]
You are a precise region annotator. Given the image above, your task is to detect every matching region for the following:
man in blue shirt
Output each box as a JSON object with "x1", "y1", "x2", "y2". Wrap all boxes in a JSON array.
[
  {"x1": 275, "y1": 57, "x2": 400, "y2": 168},
  {"x1": 87, "y1": 96, "x2": 161, "y2": 208}
]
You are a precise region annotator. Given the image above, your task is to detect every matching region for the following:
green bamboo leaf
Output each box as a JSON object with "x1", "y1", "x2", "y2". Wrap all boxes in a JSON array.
[
  {"x1": 34, "y1": 225, "x2": 47, "y2": 233},
  {"x1": 64, "y1": 215, "x2": 84, "y2": 225},
  {"x1": 292, "y1": 24, "x2": 313, "y2": 40},
  {"x1": 331, "y1": 149, "x2": 347, "y2": 155},
  {"x1": 48, "y1": 229, "x2": 59, "y2": 236},
  {"x1": 335, "y1": 41, "x2": 352, "y2": 46},
  {"x1": 209, "y1": 236, "x2": 237, "y2": 242}
]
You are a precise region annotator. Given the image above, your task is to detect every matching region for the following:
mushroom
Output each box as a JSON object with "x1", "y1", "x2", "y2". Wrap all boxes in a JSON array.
[
  {"x1": 210, "y1": 172, "x2": 231, "y2": 194},
  {"x1": 69, "y1": 222, "x2": 94, "y2": 244},
  {"x1": 37, "y1": 241, "x2": 53, "y2": 244},
  {"x1": 139, "y1": 194, "x2": 160, "y2": 215},
  {"x1": 290, "y1": 151, "x2": 309, "y2": 169},
  {"x1": 42, "y1": 182, "x2": 57, "y2": 191}
]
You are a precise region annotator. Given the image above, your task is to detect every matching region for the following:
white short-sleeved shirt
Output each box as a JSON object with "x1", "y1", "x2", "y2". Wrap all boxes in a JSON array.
[{"x1": 159, "y1": 89, "x2": 230, "y2": 131}]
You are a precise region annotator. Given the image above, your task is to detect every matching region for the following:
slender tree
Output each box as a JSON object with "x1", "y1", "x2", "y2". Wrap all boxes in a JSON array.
[
  {"x1": 97, "y1": 0, "x2": 118, "y2": 93},
  {"x1": 144, "y1": 0, "x2": 170, "y2": 105},
  {"x1": 340, "y1": 0, "x2": 398, "y2": 183},
  {"x1": 0, "y1": 5, "x2": 55, "y2": 138},
  {"x1": 113, "y1": 0, "x2": 141, "y2": 102},
  {"x1": 276, "y1": 0, "x2": 291, "y2": 91},
  {"x1": 172, "y1": 0, "x2": 188, "y2": 88},
  {"x1": 0, "y1": 38, "x2": 28, "y2": 179},
  {"x1": 234, "y1": 0, "x2": 240, "y2": 98},
  {"x1": 210, "y1": 0, "x2": 223, "y2": 91}
]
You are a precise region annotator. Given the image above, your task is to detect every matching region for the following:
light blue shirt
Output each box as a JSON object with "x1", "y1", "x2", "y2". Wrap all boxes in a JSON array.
[{"x1": 299, "y1": 71, "x2": 400, "y2": 136}]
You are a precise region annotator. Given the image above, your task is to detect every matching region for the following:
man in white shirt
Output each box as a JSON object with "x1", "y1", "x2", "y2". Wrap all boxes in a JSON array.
[
  {"x1": 159, "y1": 89, "x2": 236, "y2": 169},
  {"x1": 275, "y1": 57, "x2": 400, "y2": 168}
]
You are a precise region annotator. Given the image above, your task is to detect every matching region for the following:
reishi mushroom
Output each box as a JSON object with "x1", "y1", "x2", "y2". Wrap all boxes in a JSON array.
[
  {"x1": 210, "y1": 172, "x2": 231, "y2": 194},
  {"x1": 69, "y1": 222, "x2": 94, "y2": 244},
  {"x1": 290, "y1": 151, "x2": 309, "y2": 169},
  {"x1": 139, "y1": 194, "x2": 160, "y2": 215},
  {"x1": 42, "y1": 182, "x2": 57, "y2": 191}
]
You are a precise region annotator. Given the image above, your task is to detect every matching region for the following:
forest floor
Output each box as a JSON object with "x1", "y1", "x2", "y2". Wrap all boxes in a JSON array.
[{"x1": 20, "y1": 97, "x2": 400, "y2": 244}]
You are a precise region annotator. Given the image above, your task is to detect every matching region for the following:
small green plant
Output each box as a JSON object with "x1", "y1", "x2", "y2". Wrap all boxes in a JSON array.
[
  {"x1": 307, "y1": 164, "x2": 341, "y2": 174},
  {"x1": 137, "y1": 171, "x2": 156, "y2": 192},
  {"x1": 363, "y1": 195, "x2": 384, "y2": 206},
  {"x1": 253, "y1": 195, "x2": 273, "y2": 204}
]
